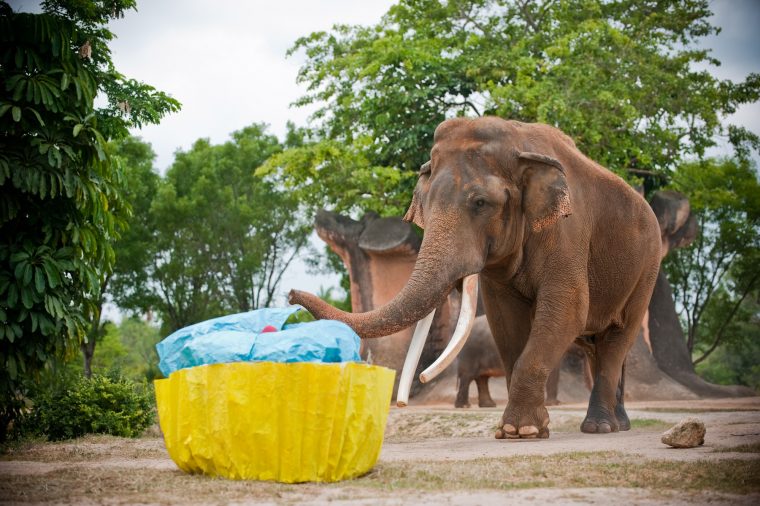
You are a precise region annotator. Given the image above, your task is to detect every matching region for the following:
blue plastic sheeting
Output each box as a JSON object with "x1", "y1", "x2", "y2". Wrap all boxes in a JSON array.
[{"x1": 156, "y1": 306, "x2": 362, "y2": 376}]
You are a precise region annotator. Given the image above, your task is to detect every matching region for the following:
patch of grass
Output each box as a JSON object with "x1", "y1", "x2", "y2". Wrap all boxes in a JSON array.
[
  {"x1": 0, "y1": 466, "x2": 302, "y2": 504},
  {"x1": 360, "y1": 453, "x2": 760, "y2": 494},
  {"x1": 629, "y1": 418, "x2": 671, "y2": 430},
  {"x1": 1, "y1": 439, "x2": 758, "y2": 504},
  {"x1": 0, "y1": 434, "x2": 166, "y2": 463},
  {"x1": 714, "y1": 442, "x2": 760, "y2": 454}
]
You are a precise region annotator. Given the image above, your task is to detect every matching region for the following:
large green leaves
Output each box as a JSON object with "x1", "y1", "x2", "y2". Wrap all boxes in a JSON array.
[{"x1": 0, "y1": 0, "x2": 179, "y2": 439}]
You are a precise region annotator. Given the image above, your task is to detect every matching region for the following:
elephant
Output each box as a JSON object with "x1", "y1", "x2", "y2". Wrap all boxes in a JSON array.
[
  {"x1": 314, "y1": 210, "x2": 573, "y2": 408},
  {"x1": 455, "y1": 315, "x2": 503, "y2": 408},
  {"x1": 291, "y1": 117, "x2": 661, "y2": 439}
]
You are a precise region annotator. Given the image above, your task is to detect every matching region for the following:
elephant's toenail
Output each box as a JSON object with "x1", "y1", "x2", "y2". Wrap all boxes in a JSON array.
[
  {"x1": 503, "y1": 423, "x2": 518, "y2": 435},
  {"x1": 598, "y1": 422, "x2": 612, "y2": 433},
  {"x1": 495, "y1": 429, "x2": 505, "y2": 439},
  {"x1": 518, "y1": 425, "x2": 539, "y2": 437}
]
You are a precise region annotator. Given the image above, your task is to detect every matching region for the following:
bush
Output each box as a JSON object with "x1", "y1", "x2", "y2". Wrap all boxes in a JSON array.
[{"x1": 28, "y1": 373, "x2": 155, "y2": 441}]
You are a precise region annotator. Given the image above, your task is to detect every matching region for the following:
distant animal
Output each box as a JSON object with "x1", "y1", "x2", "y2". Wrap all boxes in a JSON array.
[{"x1": 455, "y1": 316, "x2": 504, "y2": 408}]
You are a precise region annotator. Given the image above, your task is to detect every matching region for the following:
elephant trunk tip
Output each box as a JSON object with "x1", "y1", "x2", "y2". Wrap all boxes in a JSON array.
[
  {"x1": 289, "y1": 288, "x2": 345, "y2": 324},
  {"x1": 288, "y1": 289, "x2": 304, "y2": 306}
]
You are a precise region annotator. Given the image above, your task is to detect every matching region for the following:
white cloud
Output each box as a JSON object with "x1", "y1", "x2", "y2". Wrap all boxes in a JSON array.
[{"x1": 106, "y1": 1, "x2": 395, "y2": 172}]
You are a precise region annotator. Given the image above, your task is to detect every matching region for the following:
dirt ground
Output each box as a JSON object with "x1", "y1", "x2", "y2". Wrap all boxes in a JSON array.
[{"x1": 1, "y1": 397, "x2": 759, "y2": 505}]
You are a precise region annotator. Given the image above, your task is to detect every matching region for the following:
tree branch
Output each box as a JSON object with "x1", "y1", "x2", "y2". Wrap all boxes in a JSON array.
[{"x1": 692, "y1": 269, "x2": 760, "y2": 365}]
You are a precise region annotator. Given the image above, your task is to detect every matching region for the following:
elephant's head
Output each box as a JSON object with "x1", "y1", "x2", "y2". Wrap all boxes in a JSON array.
[{"x1": 289, "y1": 117, "x2": 572, "y2": 389}]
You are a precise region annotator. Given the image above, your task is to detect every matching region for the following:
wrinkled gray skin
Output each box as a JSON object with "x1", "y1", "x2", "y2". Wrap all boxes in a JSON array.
[{"x1": 292, "y1": 117, "x2": 661, "y2": 438}]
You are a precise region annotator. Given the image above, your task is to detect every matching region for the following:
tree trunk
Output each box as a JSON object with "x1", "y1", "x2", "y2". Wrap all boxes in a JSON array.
[
  {"x1": 649, "y1": 270, "x2": 755, "y2": 397},
  {"x1": 81, "y1": 337, "x2": 96, "y2": 379}
]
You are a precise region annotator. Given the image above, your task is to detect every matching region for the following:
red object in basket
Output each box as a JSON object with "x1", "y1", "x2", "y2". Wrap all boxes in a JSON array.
[{"x1": 261, "y1": 325, "x2": 278, "y2": 333}]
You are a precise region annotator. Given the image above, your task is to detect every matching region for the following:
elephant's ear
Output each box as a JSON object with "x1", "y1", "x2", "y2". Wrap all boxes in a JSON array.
[
  {"x1": 403, "y1": 161, "x2": 431, "y2": 229},
  {"x1": 518, "y1": 152, "x2": 572, "y2": 232}
]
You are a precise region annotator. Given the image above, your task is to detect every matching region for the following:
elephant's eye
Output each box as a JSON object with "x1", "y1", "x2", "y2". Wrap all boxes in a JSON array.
[{"x1": 475, "y1": 198, "x2": 486, "y2": 208}]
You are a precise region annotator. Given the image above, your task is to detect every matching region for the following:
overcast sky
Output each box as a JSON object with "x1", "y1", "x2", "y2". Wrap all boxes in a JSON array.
[
  {"x1": 109, "y1": 0, "x2": 760, "y2": 173},
  {"x1": 8, "y1": 0, "x2": 760, "y2": 307}
]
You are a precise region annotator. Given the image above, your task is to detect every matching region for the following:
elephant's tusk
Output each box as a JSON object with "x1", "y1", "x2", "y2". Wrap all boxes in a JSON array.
[
  {"x1": 396, "y1": 308, "x2": 436, "y2": 407},
  {"x1": 419, "y1": 274, "x2": 479, "y2": 383}
]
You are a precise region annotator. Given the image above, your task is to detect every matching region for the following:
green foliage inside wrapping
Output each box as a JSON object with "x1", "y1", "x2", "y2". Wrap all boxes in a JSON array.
[
  {"x1": 285, "y1": 310, "x2": 316, "y2": 325},
  {"x1": 24, "y1": 372, "x2": 155, "y2": 441}
]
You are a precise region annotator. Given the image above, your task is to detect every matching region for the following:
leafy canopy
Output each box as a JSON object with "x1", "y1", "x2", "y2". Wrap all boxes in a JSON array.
[
  {"x1": 664, "y1": 157, "x2": 760, "y2": 366},
  {"x1": 115, "y1": 125, "x2": 312, "y2": 334},
  {"x1": 268, "y1": 0, "x2": 759, "y2": 215},
  {"x1": 0, "y1": 0, "x2": 179, "y2": 437}
]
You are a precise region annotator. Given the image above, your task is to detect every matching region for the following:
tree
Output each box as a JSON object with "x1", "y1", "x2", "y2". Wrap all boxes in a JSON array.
[
  {"x1": 270, "y1": 0, "x2": 760, "y2": 387},
  {"x1": 82, "y1": 136, "x2": 160, "y2": 378},
  {"x1": 0, "y1": 0, "x2": 179, "y2": 438},
  {"x1": 117, "y1": 124, "x2": 312, "y2": 334},
  {"x1": 271, "y1": 0, "x2": 758, "y2": 212},
  {"x1": 88, "y1": 317, "x2": 162, "y2": 381},
  {"x1": 664, "y1": 158, "x2": 760, "y2": 365}
]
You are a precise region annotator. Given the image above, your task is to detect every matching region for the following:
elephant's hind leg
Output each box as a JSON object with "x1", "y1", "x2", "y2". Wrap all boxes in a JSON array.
[
  {"x1": 581, "y1": 273, "x2": 654, "y2": 434},
  {"x1": 581, "y1": 324, "x2": 634, "y2": 433},
  {"x1": 475, "y1": 376, "x2": 496, "y2": 407},
  {"x1": 614, "y1": 361, "x2": 631, "y2": 431},
  {"x1": 455, "y1": 376, "x2": 472, "y2": 408}
]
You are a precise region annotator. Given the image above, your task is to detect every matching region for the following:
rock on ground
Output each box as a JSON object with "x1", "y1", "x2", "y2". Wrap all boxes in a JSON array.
[{"x1": 661, "y1": 417, "x2": 706, "y2": 448}]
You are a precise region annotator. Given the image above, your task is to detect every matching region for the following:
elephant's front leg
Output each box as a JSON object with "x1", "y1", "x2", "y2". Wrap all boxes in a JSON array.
[
  {"x1": 496, "y1": 289, "x2": 587, "y2": 439},
  {"x1": 481, "y1": 282, "x2": 532, "y2": 396}
]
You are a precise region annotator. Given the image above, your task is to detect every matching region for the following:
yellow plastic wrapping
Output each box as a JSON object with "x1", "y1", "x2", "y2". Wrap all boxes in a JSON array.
[{"x1": 154, "y1": 361, "x2": 395, "y2": 482}]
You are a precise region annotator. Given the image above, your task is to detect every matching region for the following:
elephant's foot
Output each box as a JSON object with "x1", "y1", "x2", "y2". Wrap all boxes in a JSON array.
[
  {"x1": 615, "y1": 403, "x2": 631, "y2": 431},
  {"x1": 581, "y1": 405, "x2": 619, "y2": 434},
  {"x1": 494, "y1": 403, "x2": 550, "y2": 439},
  {"x1": 545, "y1": 397, "x2": 561, "y2": 406},
  {"x1": 479, "y1": 399, "x2": 496, "y2": 408},
  {"x1": 455, "y1": 401, "x2": 471, "y2": 408}
]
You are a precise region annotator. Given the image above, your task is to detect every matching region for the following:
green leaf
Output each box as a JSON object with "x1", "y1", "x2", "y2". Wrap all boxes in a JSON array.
[
  {"x1": 6, "y1": 355, "x2": 17, "y2": 380},
  {"x1": 10, "y1": 251, "x2": 29, "y2": 263},
  {"x1": 42, "y1": 259, "x2": 61, "y2": 288},
  {"x1": 34, "y1": 267, "x2": 45, "y2": 293},
  {"x1": 73, "y1": 124, "x2": 83, "y2": 137},
  {"x1": 11, "y1": 106, "x2": 21, "y2": 122},
  {"x1": 28, "y1": 107, "x2": 45, "y2": 127},
  {"x1": 0, "y1": 104, "x2": 11, "y2": 118},
  {"x1": 21, "y1": 287, "x2": 33, "y2": 309},
  {"x1": 22, "y1": 263, "x2": 33, "y2": 286}
]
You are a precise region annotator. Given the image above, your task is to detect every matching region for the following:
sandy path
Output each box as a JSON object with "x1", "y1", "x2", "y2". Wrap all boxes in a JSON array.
[
  {"x1": 1, "y1": 400, "x2": 758, "y2": 505},
  {"x1": 381, "y1": 405, "x2": 760, "y2": 462}
]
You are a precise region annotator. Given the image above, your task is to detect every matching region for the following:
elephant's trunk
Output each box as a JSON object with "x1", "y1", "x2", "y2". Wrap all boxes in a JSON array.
[
  {"x1": 289, "y1": 220, "x2": 480, "y2": 339},
  {"x1": 288, "y1": 256, "x2": 458, "y2": 339}
]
